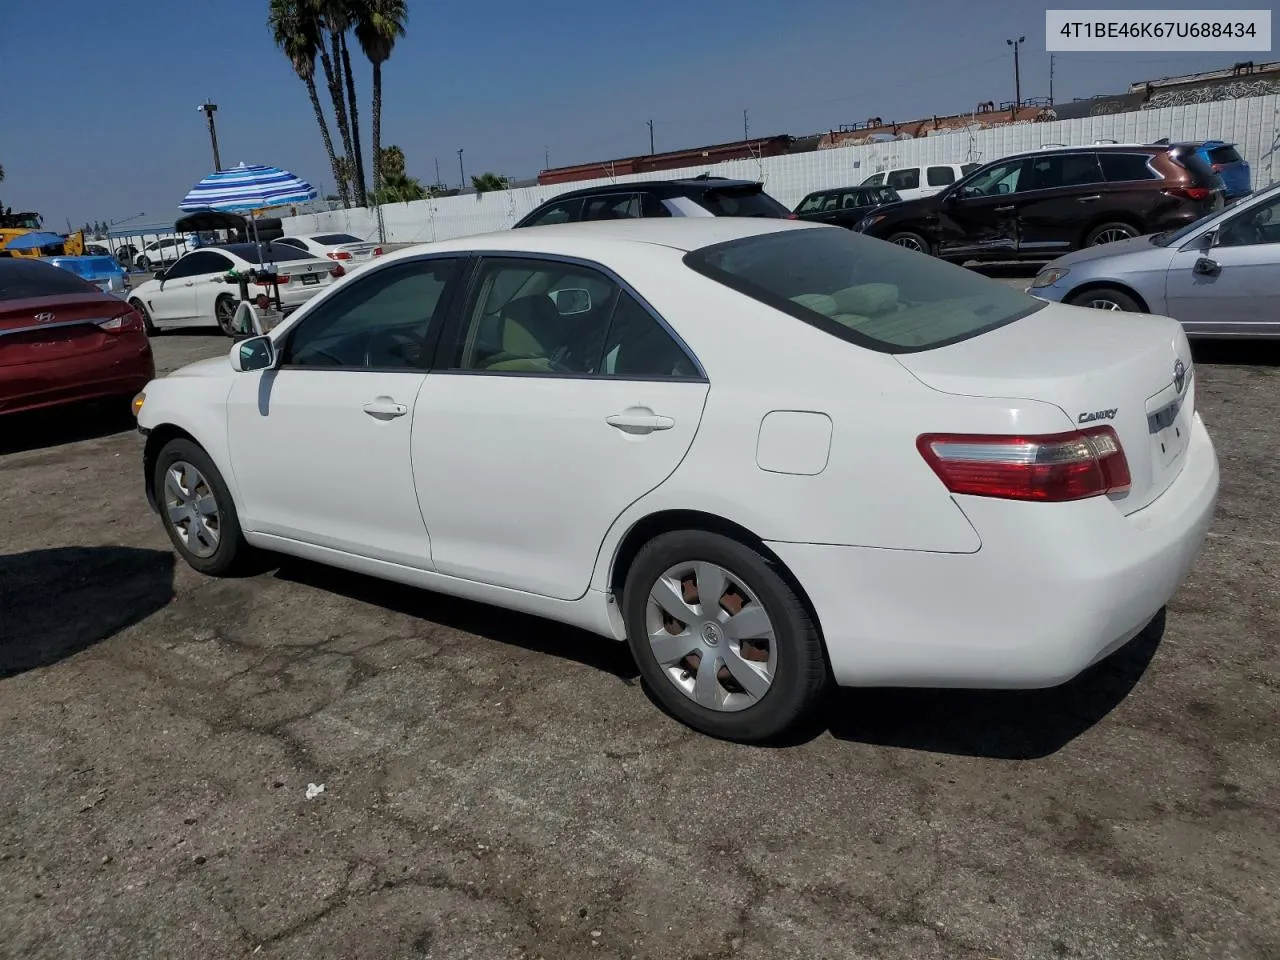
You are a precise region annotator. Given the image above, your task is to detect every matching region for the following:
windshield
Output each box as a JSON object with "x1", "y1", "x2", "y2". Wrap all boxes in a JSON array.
[
  {"x1": 1151, "y1": 191, "x2": 1260, "y2": 247},
  {"x1": 684, "y1": 226, "x2": 1042, "y2": 353}
]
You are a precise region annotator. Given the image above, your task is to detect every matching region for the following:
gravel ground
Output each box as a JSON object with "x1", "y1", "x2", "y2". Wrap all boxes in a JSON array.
[{"x1": 1, "y1": 279, "x2": 1278, "y2": 960}]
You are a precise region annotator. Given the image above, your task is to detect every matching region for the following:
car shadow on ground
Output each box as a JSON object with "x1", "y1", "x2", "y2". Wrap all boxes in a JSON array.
[
  {"x1": 0, "y1": 546, "x2": 174, "y2": 678},
  {"x1": 818, "y1": 610, "x2": 1166, "y2": 759},
  {"x1": 0, "y1": 401, "x2": 138, "y2": 456},
  {"x1": 964, "y1": 261, "x2": 1044, "y2": 279},
  {"x1": 271, "y1": 560, "x2": 640, "y2": 680}
]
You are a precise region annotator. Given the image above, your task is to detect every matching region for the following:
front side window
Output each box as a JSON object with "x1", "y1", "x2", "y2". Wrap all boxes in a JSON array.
[
  {"x1": 282, "y1": 257, "x2": 461, "y2": 369},
  {"x1": 165, "y1": 251, "x2": 228, "y2": 279},
  {"x1": 684, "y1": 226, "x2": 1042, "y2": 353},
  {"x1": 887, "y1": 168, "x2": 921, "y2": 191},
  {"x1": 1217, "y1": 194, "x2": 1280, "y2": 247},
  {"x1": 861, "y1": 172, "x2": 887, "y2": 187},
  {"x1": 797, "y1": 193, "x2": 828, "y2": 213},
  {"x1": 927, "y1": 166, "x2": 957, "y2": 186},
  {"x1": 452, "y1": 257, "x2": 698, "y2": 378},
  {"x1": 959, "y1": 159, "x2": 1025, "y2": 197}
]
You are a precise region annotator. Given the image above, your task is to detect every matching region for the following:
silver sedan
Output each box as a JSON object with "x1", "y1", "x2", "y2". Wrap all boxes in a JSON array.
[{"x1": 1027, "y1": 182, "x2": 1280, "y2": 338}]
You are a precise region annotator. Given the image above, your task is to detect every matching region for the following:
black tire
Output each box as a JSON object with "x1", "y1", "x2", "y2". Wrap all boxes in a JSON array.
[
  {"x1": 622, "y1": 530, "x2": 829, "y2": 743},
  {"x1": 886, "y1": 230, "x2": 932, "y2": 255},
  {"x1": 135, "y1": 256, "x2": 151, "y2": 272},
  {"x1": 1085, "y1": 221, "x2": 1140, "y2": 246},
  {"x1": 1066, "y1": 286, "x2": 1142, "y2": 312},
  {"x1": 129, "y1": 298, "x2": 157, "y2": 336},
  {"x1": 153, "y1": 438, "x2": 252, "y2": 576},
  {"x1": 214, "y1": 295, "x2": 238, "y2": 336}
]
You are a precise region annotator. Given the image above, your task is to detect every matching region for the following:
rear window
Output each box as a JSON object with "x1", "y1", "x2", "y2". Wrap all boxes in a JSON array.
[
  {"x1": 1099, "y1": 153, "x2": 1159, "y2": 182},
  {"x1": 695, "y1": 186, "x2": 790, "y2": 218},
  {"x1": 220, "y1": 243, "x2": 319, "y2": 264},
  {"x1": 0, "y1": 260, "x2": 99, "y2": 300},
  {"x1": 55, "y1": 256, "x2": 121, "y2": 277},
  {"x1": 683, "y1": 227, "x2": 1042, "y2": 354},
  {"x1": 313, "y1": 233, "x2": 363, "y2": 244},
  {"x1": 1207, "y1": 144, "x2": 1242, "y2": 165},
  {"x1": 1174, "y1": 150, "x2": 1224, "y2": 186}
]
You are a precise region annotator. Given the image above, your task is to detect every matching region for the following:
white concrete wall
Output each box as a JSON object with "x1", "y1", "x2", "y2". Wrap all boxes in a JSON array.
[{"x1": 282, "y1": 94, "x2": 1280, "y2": 245}]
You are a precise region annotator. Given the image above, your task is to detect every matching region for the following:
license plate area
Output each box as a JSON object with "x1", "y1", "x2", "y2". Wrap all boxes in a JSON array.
[
  {"x1": 301, "y1": 273, "x2": 320, "y2": 285},
  {"x1": 1148, "y1": 392, "x2": 1189, "y2": 470}
]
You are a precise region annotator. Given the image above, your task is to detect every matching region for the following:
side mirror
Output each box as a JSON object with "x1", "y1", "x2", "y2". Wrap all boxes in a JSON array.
[
  {"x1": 550, "y1": 287, "x2": 592, "y2": 316},
  {"x1": 230, "y1": 335, "x2": 276, "y2": 372},
  {"x1": 153, "y1": 269, "x2": 166, "y2": 282},
  {"x1": 1193, "y1": 256, "x2": 1221, "y2": 278}
]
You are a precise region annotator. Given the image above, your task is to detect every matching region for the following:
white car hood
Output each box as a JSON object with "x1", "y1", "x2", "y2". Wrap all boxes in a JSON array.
[{"x1": 167, "y1": 356, "x2": 231, "y2": 379}]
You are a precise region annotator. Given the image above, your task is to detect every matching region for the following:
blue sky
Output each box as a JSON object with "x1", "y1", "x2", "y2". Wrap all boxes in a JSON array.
[{"x1": 0, "y1": 0, "x2": 1249, "y2": 229}]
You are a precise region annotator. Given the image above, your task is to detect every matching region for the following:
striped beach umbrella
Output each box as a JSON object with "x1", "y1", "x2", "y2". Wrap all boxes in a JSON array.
[{"x1": 180, "y1": 162, "x2": 318, "y2": 213}]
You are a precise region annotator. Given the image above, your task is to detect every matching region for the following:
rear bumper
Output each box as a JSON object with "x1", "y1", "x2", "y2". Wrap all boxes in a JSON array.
[
  {"x1": 769, "y1": 413, "x2": 1219, "y2": 688},
  {"x1": 0, "y1": 336, "x2": 154, "y2": 415}
]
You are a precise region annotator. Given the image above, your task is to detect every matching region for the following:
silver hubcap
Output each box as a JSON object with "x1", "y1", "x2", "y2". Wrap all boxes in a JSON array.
[
  {"x1": 646, "y1": 562, "x2": 777, "y2": 713},
  {"x1": 891, "y1": 235, "x2": 924, "y2": 252},
  {"x1": 1092, "y1": 228, "x2": 1134, "y2": 245},
  {"x1": 164, "y1": 461, "x2": 221, "y2": 558},
  {"x1": 1084, "y1": 298, "x2": 1124, "y2": 311}
]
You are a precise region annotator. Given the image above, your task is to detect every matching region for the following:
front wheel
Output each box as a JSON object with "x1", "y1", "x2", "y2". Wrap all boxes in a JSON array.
[
  {"x1": 129, "y1": 298, "x2": 157, "y2": 336},
  {"x1": 886, "y1": 230, "x2": 932, "y2": 255},
  {"x1": 154, "y1": 438, "x2": 252, "y2": 576},
  {"x1": 622, "y1": 531, "x2": 829, "y2": 743},
  {"x1": 1066, "y1": 286, "x2": 1141, "y2": 312}
]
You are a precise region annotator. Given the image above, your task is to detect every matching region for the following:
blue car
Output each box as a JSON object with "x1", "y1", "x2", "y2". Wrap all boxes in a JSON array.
[
  {"x1": 1194, "y1": 141, "x2": 1251, "y2": 199},
  {"x1": 45, "y1": 254, "x2": 131, "y2": 297}
]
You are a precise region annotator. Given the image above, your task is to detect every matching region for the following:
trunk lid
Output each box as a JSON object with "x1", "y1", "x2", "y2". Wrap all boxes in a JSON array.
[
  {"x1": 896, "y1": 302, "x2": 1194, "y2": 515},
  {"x1": 335, "y1": 242, "x2": 380, "y2": 262},
  {"x1": 0, "y1": 293, "x2": 129, "y2": 367}
]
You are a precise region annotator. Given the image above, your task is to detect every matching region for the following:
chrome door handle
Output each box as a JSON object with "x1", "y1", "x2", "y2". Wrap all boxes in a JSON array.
[
  {"x1": 1076, "y1": 195, "x2": 1102, "y2": 202},
  {"x1": 606, "y1": 409, "x2": 674, "y2": 434},
  {"x1": 994, "y1": 205, "x2": 1015, "y2": 212},
  {"x1": 362, "y1": 397, "x2": 408, "y2": 419}
]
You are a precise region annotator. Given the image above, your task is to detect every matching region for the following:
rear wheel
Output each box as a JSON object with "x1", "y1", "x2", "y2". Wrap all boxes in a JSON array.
[
  {"x1": 622, "y1": 530, "x2": 829, "y2": 743},
  {"x1": 886, "y1": 230, "x2": 931, "y2": 255},
  {"x1": 1066, "y1": 286, "x2": 1142, "y2": 312},
  {"x1": 215, "y1": 295, "x2": 238, "y2": 336},
  {"x1": 154, "y1": 438, "x2": 252, "y2": 576},
  {"x1": 1085, "y1": 222, "x2": 1140, "y2": 246}
]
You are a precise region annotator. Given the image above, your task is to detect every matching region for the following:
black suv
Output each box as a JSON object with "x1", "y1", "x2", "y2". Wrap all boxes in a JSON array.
[
  {"x1": 514, "y1": 177, "x2": 793, "y2": 228},
  {"x1": 792, "y1": 184, "x2": 902, "y2": 228},
  {"x1": 856, "y1": 143, "x2": 1226, "y2": 261}
]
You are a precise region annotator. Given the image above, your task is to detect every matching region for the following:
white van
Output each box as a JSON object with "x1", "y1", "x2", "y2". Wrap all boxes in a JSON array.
[{"x1": 859, "y1": 163, "x2": 981, "y2": 202}]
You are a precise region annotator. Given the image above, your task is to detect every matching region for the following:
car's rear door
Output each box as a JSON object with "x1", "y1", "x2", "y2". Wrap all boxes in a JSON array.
[
  {"x1": 1015, "y1": 152, "x2": 1107, "y2": 254},
  {"x1": 410, "y1": 254, "x2": 709, "y2": 601}
]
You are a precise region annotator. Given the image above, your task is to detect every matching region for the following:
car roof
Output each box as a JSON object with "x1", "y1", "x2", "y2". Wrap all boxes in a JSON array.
[
  {"x1": 377, "y1": 217, "x2": 821, "y2": 262},
  {"x1": 535, "y1": 177, "x2": 763, "y2": 202}
]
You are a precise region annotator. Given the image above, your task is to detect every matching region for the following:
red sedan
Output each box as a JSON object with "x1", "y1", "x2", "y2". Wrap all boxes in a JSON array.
[{"x1": 0, "y1": 258, "x2": 154, "y2": 416}]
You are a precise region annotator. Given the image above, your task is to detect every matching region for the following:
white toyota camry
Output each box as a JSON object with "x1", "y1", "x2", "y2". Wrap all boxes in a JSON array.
[
  {"x1": 128, "y1": 242, "x2": 343, "y2": 336},
  {"x1": 132, "y1": 218, "x2": 1218, "y2": 742}
]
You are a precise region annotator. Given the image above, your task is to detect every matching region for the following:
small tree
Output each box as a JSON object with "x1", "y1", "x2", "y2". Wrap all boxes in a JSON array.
[{"x1": 471, "y1": 172, "x2": 509, "y2": 194}]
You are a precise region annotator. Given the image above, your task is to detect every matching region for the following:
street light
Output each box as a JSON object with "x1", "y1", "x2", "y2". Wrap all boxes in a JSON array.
[
  {"x1": 1006, "y1": 37, "x2": 1026, "y2": 110},
  {"x1": 457, "y1": 148, "x2": 465, "y2": 191},
  {"x1": 198, "y1": 102, "x2": 222, "y2": 171}
]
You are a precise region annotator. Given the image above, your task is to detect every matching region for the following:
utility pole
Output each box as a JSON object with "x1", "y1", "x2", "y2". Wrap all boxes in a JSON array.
[
  {"x1": 647, "y1": 119, "x2": 654, "y2": 155},
  {"x1": 434, "y1": 157, "x2": 442, "y2": 190},
  {"x1": 457, "y1": 148, "x2": 465, "y2": 190},
  {"x1": 743, "y1": 108, "x2": 749, "y2": 140},
  {"x1": 1006, "y1": 36, "x2": 1026, "y2": 110},
  {"x1": 544, "y1": 146, "x2": 550, "y2": 169},
  {"x1": 198, "y1": 101, "x2": 222, "y2": 171},
  {"x1": 1049, "y1": 54, "x2": 1055, "y2": 104}
]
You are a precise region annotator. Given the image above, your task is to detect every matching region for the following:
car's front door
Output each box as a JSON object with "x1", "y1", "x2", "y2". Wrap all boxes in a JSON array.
[
  {"x1": 148, "y1": 252, "x2": 208, "y2": 323},
  {"x1": 191, "y1": 251, "x2": 238, "y2": 322},
  {"x1": 1164, "y1": 194, "x2": 1280, "y2": 336},
  {"x1": 935, "y1": 159, "x2": 1026, "y2": 258},
  {"x1": 411, "y1": 255, "x2": 709, "y2": 601},
  {"x1": 1015, "y1": 152, "x2": 1107, "y2": 255},
  {"x1": 225, "y1": 255, "x2": 465, "y2": 567}
]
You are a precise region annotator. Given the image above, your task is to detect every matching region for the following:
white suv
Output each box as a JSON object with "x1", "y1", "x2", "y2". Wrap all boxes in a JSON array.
[
  {"x1": 135, "y1": 237, "x2": 189, "y2": 271},
  {"x1": 860, "y1": 163, "x2": 981, "y2": 202}
]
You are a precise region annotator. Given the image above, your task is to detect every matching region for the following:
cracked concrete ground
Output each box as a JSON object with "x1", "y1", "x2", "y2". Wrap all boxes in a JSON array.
[{"x1": 1, "y1": 313, "x2": 1277, "y2": 960}]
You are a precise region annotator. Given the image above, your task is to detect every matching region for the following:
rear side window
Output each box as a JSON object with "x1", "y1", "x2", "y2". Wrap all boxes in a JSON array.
[
  {"x1": 522, "y1": 197, "x2": 584, "y2": 227},
  {"x1": 926, "y1": 166, "x2": 957, "y2": 186},
  {"x1": 887, "y1": 168, "x2": 920, "y2": 191},
  {"x1": 0, "y1": 260, "x2": 98, "y2": 299},
  {"x1": 1099, "y1": 153, "x2": 1159, "y2": 182},
  {"x1": 696, "y1": 186, "x2": 790, "y2": 218},
  {"x1": 683, "y1": 227, "x2": 1042, "y2": 354},
  {"x1": 583, "y1": 194, "x2": 643, "y2": 220},
  {"x1": 796, "y1": 193, "x2": 829, "y2": 213},
  {"x1": 1207, "y1": 144, "x2": 1242, "y2": 165}
]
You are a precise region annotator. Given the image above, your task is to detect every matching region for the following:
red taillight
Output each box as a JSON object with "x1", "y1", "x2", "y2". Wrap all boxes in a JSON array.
[
  {"x1": 373, "y1": 247, "x2": 383, "y2": 256},
  {"x1": 916, "y1": 427, "x2": 1131, "y2": 502},
  {"x1": 329, "y1": 264, "x2": 345, "y2": 278},
  {"x1": 1211, "y1": 163, "x2": 1224, "y2": 172},
  {"x1": 254, "y1": 274, "x2": 290, "y2": 286},
  {"x1": 1165, "y1": 186, "x2": 1212, "y2": 202},
  {"x1": 786, "y1": 213, "x2": 799, "y2": 220},
  {"x1": 327, "y1": 250, "x2": 353, "y2": 260},
  {"x1": 97, "y1": 305, "x2": 144, "y2": 334}
]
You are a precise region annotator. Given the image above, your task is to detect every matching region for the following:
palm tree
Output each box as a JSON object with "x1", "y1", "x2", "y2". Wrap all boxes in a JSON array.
[
  {"x1": 354, "y1": 0, "x2": 407, "y2": 204},
  {"x1": 268, "y1": 0, "x2": 349, "y2": 207},
  {"x1": 471, "y1": 172, "x2": 509, "y2": 194},
  {"x1": 372, "y1": 171, "x2": 426, "y2": 204},
  {"x1": 375, "y1": 145, "x2": 406, "y2": 181},
  {"x1": 336, "y1": 23, "x2": 368, "y2": 206},
  {"x1": 310, "y1": 0, "x2": 359, "y2": 205}
]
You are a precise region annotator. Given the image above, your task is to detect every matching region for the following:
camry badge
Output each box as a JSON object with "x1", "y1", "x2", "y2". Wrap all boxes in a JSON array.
[{"x1": 1173, "y1": 359, "x2": 1187, "y2": 394}]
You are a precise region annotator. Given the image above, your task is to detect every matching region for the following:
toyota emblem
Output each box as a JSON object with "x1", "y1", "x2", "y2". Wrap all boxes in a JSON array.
[
  {"x1": 34, "y1": 312, "x2": 55, "y2": 323},
  {"x1": 1173, "y1": 359, "x2": 1187, "y2": 395}
]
